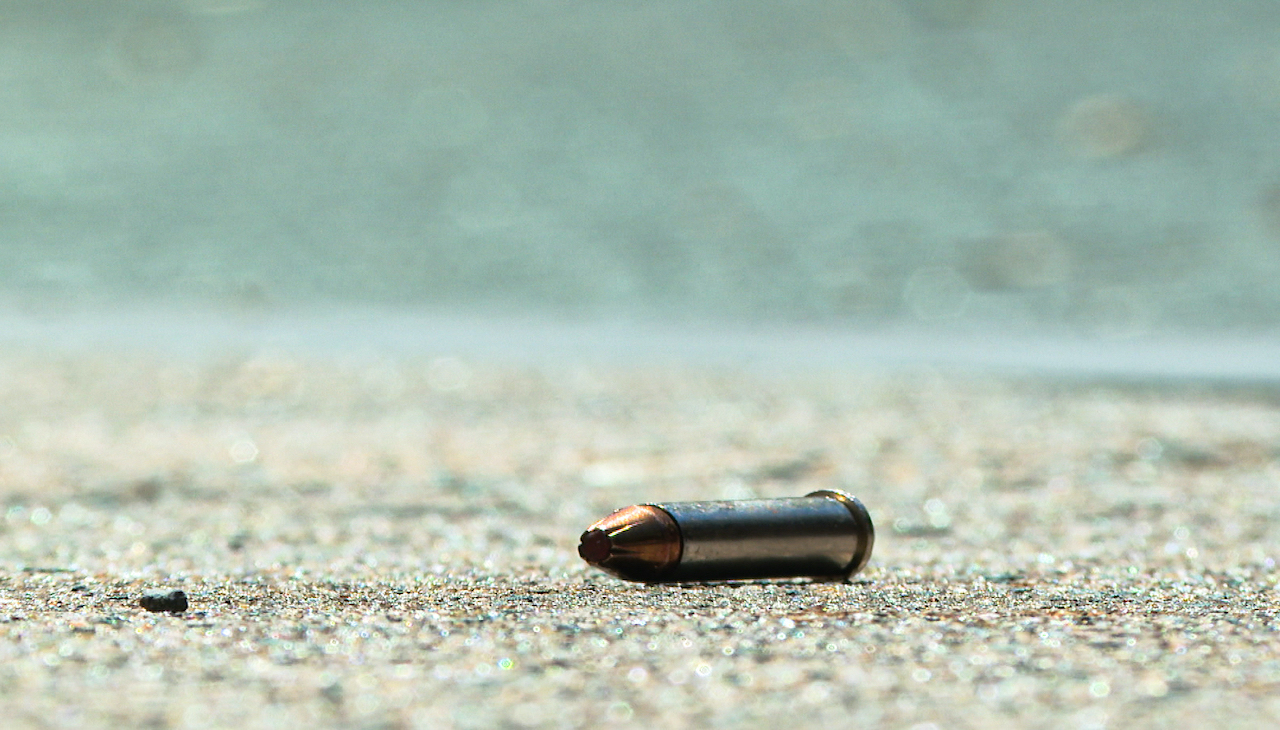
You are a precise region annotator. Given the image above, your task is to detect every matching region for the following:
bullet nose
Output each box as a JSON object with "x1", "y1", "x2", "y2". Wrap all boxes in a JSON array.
[{"x1": 578, "y1": 529, "x2": 613, "y2": 563}]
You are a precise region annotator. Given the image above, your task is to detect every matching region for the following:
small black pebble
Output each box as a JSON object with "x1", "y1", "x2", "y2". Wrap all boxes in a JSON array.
[{"x1": 139, "y1": 590, "x2": 188, "y2": 613}]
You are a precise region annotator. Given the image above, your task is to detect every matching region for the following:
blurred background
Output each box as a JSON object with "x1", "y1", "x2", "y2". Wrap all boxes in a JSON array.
[{"x1": 4, "y1": 0, "x2": 1280, "y2": 341}]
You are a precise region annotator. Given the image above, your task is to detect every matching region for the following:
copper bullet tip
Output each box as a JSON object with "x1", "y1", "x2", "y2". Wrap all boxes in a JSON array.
[
  {"x1": 577, "y1": 504, "x2": 683, "y2": 581},
  {"x1": 578, "y1": 529, "x2": 613, "y2": 563}
]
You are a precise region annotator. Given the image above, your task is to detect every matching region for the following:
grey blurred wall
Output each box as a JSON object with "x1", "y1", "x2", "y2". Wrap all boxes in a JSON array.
[{"x1": 4, "y1": 1, "x2": 1280, "y2": 334}]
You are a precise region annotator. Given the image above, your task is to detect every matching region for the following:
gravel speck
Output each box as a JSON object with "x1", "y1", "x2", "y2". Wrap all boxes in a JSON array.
[{"x1": 138, "y1": 590, "x2": 188, "y2": 613}]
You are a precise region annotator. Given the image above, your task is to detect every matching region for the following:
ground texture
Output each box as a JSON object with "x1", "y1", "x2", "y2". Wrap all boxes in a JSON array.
[{"x1": 2, "y1": 352, "x2": 1280, "y2": 728}]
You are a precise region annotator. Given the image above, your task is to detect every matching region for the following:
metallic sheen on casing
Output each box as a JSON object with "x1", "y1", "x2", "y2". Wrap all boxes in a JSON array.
[{"x1": 578, "y1": 490, "x2": 874, "y2": 583}]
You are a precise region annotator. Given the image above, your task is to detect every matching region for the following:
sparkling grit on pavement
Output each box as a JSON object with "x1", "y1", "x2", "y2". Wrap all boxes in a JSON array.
[{"x1": 2, "y1": 353, "x2": 1279, "y2": 728}]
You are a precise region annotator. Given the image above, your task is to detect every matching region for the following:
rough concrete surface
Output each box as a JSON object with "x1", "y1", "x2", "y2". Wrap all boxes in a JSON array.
[{"x1": 2, "y1": 350, "x2": 1279, "y2": 729}]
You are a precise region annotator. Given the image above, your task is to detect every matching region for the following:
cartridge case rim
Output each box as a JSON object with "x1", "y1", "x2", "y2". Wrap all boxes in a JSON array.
[{"x1": 804, "y1": 489, "x2": 875, "y2": 578}]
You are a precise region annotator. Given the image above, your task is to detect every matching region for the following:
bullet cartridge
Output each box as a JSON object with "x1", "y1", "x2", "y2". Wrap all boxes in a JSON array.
[{"x1": 578, "y1": 490, "x2": 874, "y2": 583}]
